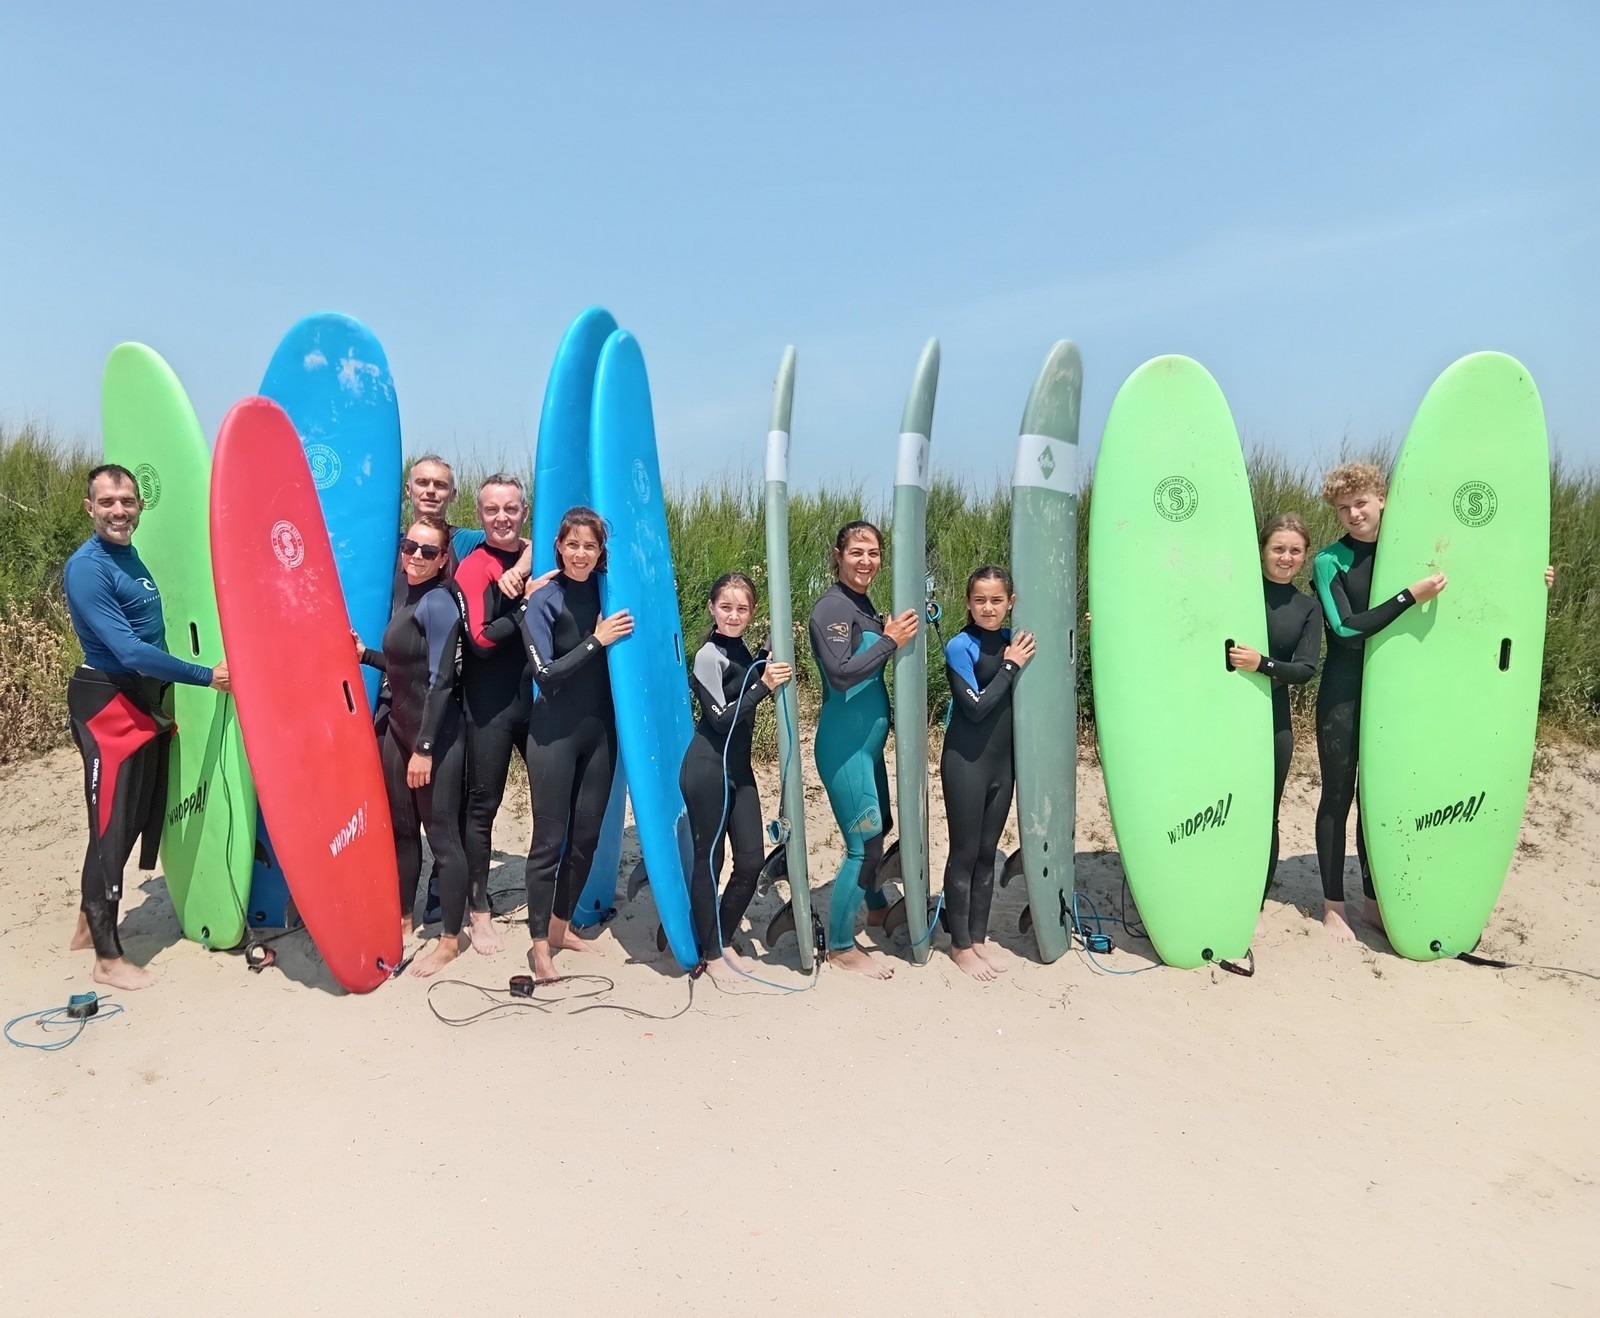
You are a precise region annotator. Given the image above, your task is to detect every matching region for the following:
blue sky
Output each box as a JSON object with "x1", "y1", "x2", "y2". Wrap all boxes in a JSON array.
[{"x1": 2, "y1": 2, "x2": 1594, "y2": 488}]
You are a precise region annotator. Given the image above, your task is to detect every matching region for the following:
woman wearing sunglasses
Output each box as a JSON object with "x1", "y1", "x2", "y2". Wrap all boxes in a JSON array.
[{"x1": 354, "y1": 514, "x2": 473, "y2": 974}]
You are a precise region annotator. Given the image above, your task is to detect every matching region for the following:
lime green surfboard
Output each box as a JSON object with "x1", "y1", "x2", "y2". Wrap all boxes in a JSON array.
[
  {"x1": 1360, "y1": 352, "x2": 1549, "y2": 961},
  {"x1": 1088, "y1": 356, "x2": 1274, "y2": 968},
  {"x1": 102, "y1": 344, "x2": 257, "y2": 950}
]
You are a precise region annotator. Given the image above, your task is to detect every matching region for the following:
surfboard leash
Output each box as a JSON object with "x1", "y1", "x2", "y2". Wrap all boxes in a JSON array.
[{"x1": 1441, "y1": 948, "x2": 1598, "y2": 981}]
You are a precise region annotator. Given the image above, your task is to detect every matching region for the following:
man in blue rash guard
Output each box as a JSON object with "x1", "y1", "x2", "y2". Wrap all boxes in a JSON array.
[{"x1": 62, "y1": 464, "x2": 230, "y2": 991}]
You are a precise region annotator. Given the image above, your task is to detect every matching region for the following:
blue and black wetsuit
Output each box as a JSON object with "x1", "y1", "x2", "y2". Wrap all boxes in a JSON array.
[
  {"x1": 941, "y1": 623, "x2": 1021, "y2": 950},
  {"x1": 1257, "y1": 578, "x2": 1322, "y2": 902},
  {"x1": 520, "y1": 572, "x2": 616, "y2": 941},
  {"x1": 360, "y1": 577, "x2": 468, "y2": 933},
  {"x1": 808, "y1": 582, "x2": 895, "y2": 953},
  {"x1": 1312, "y1": 536, "x2": 1414, "y2": 903},
  {"x1": 679, "y1": 632, "x2": 771, "y2": 960},
  {"x1": 63, "y1": 535, "x2": 214, "y2": 960}
]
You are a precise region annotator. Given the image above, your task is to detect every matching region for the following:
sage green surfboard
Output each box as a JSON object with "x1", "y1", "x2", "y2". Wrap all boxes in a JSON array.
[
  {"x1": 891, "y1": 339, "x2": 939, "y2": 965},
  {"x1": 763, "y1": 347, "x2": 815, "y2": 971},
  {"x1": 1008, "y1": 341, "x2": 1080, "y2": 963},
  {"x1": 1360, "y1": 352, "x2": 1549, "y2": 961},
  {"x1": 102, "y1": 344, "x2": 257, "y2": 950},
  {"x1": 1088, "y1": 356, "x2": 1273, "y2": 968}
]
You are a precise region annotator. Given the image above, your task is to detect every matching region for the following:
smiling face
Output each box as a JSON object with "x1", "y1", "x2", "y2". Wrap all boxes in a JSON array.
[
  {"x1": 966, "y1": 576, "x2": 1013, "y2": 631},
  {"x1": 833, "y1": 529, "x2": 883, "y2": 593},
  {"x1": 1335, "y1": 489, "x2": 1385, "y2": 542},
  {"x1": 477, "y1": 483, "x2": 525, "y2": 549},
  {"x1": 400, "y1": 522, "x2": 448, "y2": 586},
  {"x1": 407, "y1": 460, "x2": 455, "y2": 519},
  {"x1": 1261, "y1": 529, "x2": 1309, "y2": 584},
  {"x1": 558, "y1": 524, "x2": 602, "y2": 580},
  {"x1": 709, "y1": 584, "x2": 755, "y2": 639},
  {"x1": 86, "y1": 472, "x2": 141, "y2": 546}
]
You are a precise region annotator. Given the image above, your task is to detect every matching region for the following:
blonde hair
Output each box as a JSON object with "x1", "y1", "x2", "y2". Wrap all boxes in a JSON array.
[{"x1": 1321, "y1": 461, "x2": 1386, "y2": 506}]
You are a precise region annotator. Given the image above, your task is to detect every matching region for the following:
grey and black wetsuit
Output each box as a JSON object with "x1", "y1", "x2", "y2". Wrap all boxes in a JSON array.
[{"x1": 1257, "y1": 578, "x2": 1321, "y2": 901}]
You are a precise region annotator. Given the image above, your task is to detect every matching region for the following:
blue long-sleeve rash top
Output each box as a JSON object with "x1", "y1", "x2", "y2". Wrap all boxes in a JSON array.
[{"x1": 63, "y1": 535, "x2": 214, "y2": 687}]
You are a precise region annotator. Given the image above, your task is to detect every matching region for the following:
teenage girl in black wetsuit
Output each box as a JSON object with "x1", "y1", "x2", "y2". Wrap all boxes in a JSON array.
[
  {"x1": 519, "y1": 507, "x2": 633, "y2": 983},
  {"x1": 679, "y1": 572, "x2": 793, "y2": 984},
  {"x1": 354, "y1": 515, "x2": 470, "y2": 975},
  {"x1": 940, "y1": 567, "x2": 1035, "y2": 982},
  {"x1": 1226, "y1": 514, "x2": 1321, "y2": 906}
]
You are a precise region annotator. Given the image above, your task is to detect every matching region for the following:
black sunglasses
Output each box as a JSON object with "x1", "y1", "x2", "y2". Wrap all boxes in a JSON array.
[{"x1": 400, "y1": 539, "x2": 443, "y2": 561}]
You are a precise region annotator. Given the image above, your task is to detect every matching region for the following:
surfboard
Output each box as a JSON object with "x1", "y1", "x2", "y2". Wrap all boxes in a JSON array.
[
  {"x1": 761, "y1": 347, "x2": 816, "y2": 969},
  {"x1": 101, "y1": 343, "x2": 257, "y2": 951},
  {"x1": 890, "y1": 339, "x2": 940, "y2": 965},
  {"x1": 1360, "y1": 352, "x2": 1550, "y2": 960},
  {"x1": 212, "y1": 396, "x2": 402, "y2": 993},
  {"x1": 1088, "y1": 356, "x2": 1273, "y2": 968},
  {"x1": 532, "y1": 306, "x2": 629, "y2": 929},
  {"x1": 589, "y1": 330, "x2": 699, "y2": 970},
  {"x1": 250, "y1": 313, "x2": 401, "y2": 928},
  {"x1": 1007, "y1": 340, "x2": 1080, "y2": 963}
]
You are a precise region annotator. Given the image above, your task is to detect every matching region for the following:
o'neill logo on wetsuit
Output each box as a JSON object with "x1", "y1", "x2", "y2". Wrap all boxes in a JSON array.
[
  {"x1": 1416, "y1": 791, "x2": 1486, "y2": 831},
  {"x1": 1167, "y1": 792, "x2": 1232, "y2": 845},
  {"x1": 328, "y1": 804, "x2": 368, "y2": 857},
  {"x1": 167, "y1": 781, "x2": 207, "y2": 826},
  {"x1": 1452, "y1": 481, "x2": 1497, "y2": 528},
  {"x1": 270, "y1": 520, "x2": 305, "y2": 569},
  {"x1": 134, "y1": 463, "x2": 161, "y2": 508},
  {"x1": 1153, "y1": 476, "x2": 1198, "y2": 523},
  {"x1": 305, "y1": 444, "x2": 341, "y2": 490}
]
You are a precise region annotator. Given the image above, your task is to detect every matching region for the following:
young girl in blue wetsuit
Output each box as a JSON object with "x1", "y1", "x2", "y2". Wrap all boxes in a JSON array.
[
  {"x1": 807, "y1": 521, "x2": 919, "y2": 979},
  {"x1": 941, "y1": 567, "x2": 1035, "y2": 982}
]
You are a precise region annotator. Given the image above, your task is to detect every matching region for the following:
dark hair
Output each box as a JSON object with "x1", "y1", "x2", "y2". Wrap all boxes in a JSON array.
[
  {"x1": 1258, "y1": 512, "x2": 1310, "y2": 551},
  {"x1": 830, "y1": 520, "x2": 883, "y2": 577},
  {"x1": 555, "y1": 506, "x2": 608, "y2": 573},
  {"x1": 704, "y1": 571, "x2": 759, "y2": 644},
  {"x1": 965, "y1": 565, "x2": 1014, "y2": 624},
  {"x1": 404, "y1": 513, "x2": 452, "y2": 577},
  {"x1": 86, "y1": 464, "x2": 138, "y2": 500}
]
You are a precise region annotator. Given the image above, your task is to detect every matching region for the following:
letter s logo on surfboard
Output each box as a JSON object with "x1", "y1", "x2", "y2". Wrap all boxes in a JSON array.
[
  {"x1": 270, "y1": 520, "x2": 306, "y2": 570},
  {"x1": 1452, "y1": 481, "x2": 1498, "y2": 528}
]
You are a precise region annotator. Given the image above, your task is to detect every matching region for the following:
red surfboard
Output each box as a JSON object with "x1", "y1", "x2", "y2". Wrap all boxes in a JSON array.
[{"x1": 212, "y1": 397, "x2": 401, "y2": 992}]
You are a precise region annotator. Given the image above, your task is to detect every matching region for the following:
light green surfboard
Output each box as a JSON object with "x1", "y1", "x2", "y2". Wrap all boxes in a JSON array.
[
  {"x1": 1360, "y1": 352, "x2": 1549, "y2": 961},
  {"x1": 1007, "y1": 341, "x2": 1080, "y2": 963},
  {"x1": 1088, "y1": 356, "x2": 1273, "y2": 968},
  {"x1": 102, "y1": 344, "x2": 257, "y2": 950},
  {"x1": 762, "y1": 347, "x2": 816, "y2": 971},
  {"x1": 891, "y1": 339, "x2": 940, "y2": 965}
]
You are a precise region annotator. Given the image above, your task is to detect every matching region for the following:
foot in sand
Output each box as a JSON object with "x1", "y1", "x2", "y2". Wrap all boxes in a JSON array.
[
  {"x1": 548, "y1": 918, "x2": 593, "y2": 954},
  {"x1": 468, "y1": 911, "x2": 503, "y2": 956},
  {"x1": 410, "y1": 934, "x2": 463, "y2": 978},
  {"x1": 828, "y1": 946, "x2": 894, "y2": 979},
  {"x1": 978, "y1": 941, "x2": 1010, "y2": 973},
  {"x1": 1323, "y1": 902, "x2": 1356, "y2": 944},
  {"x1": 703, "y1": 953, "x2": 745, "y2": 985},
  {"x1": 951, "y1": 946, "x2": 997, "y2": 982},
  {"x1": 69, "y1": 912, "x2": 92, "y2": 951},
  {"x1": 722, "y1": 946, "x2": 759, "y2": 975},
  {"x1": 94, "y1": 956, "x2": 154, "y2": 991},
  {"x1": 528, "y1": 941, "x2": 560, "y2": 983},
  {"x1": 1363, "y1": 897, "x2": 1386, "y2": 933}
]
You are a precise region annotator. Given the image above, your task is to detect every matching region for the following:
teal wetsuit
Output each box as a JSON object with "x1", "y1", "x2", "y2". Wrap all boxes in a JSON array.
[{"x1": 809, "y1": 582, "x2": 895, "y2": 952}]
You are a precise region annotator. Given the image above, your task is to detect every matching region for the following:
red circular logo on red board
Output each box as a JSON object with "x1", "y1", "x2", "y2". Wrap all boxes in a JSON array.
[{"x1": 270, "y1": 519, "x2": 305, "y2": 569}]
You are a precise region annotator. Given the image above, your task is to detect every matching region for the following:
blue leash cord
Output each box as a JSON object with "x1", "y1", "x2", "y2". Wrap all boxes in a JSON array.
[
  {"x1": 6, "y1": 999, "x2": 125, "y2": 1051},
  {"x1": 1071, "y1": 892, "x2": 1160, "y2": 976}
]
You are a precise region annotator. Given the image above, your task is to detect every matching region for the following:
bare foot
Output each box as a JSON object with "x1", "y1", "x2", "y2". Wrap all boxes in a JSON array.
[
  {"x1": 1323, "y1": 902, "x2": 1356, "y2": 944},
  {"x1": 951, "y1": 946, "x2": 996, "y2": 982},
  {"x1": 528, "y1": 941, "x2": 559, "y2": 983},
  {"x1": 69, "y1": 912, "x2": 92, "y2": 951},
  {"x1": 548, "y1": 918, "x2": 594, "y2": 954},
  {"x1": 703, "y1": 953, "x2": 745, "y2": 985},
  {"x1": 978, "y1": 941, "x2": 1010, "y2": 973},
  {"x1": 1362, "y1": 897, "x2": 1385, "y2": 933},
  {"x1": 410, "y1": 934, "x2": 464, "y2": 978},
  {"x1": 828, "y1": 946, "x2": 894, "y2": 979},
  {"x1": 722, "y1": 945, "x2": 759, "y2": 974},
  {"x1": 468, "y1": 911, "x2": 503, "y2": 956},
  {"x1": 93, "y1": 957, "x2": 155, "y2": 991}
]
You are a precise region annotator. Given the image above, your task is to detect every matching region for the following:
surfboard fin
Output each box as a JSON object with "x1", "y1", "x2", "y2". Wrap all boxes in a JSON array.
[
  {"x1": 998, "y1": 848, "x2": 1024, "y2": 889},
  {"x1": 882, "y1": 897, "x2": 907, "y2": 938},
  {"x1": 766, "y1": 900, "x2": 796, "y2": 946},
  {"x1": 655, "y1": 924, "x2": 669, "y2": 954},
  {"x1": 756, "y1": 842, "x2": 788, "y2": 896},
  {"x1": 627, "y1": 862, "x2": 649, "y2": 903},
  {"x1": 1019, "y1": 906, "x2": 1034, "y2": 936},
  {"x1": 874, "y1": 839, "x2": 901, "y2": 889}
]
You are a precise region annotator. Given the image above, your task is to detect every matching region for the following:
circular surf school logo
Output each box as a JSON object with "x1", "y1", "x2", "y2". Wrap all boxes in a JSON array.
[
  {"x1": 270, "y1": 519, "x2": 305, "y2": 569},
  {"x1": 1153, "y1": 475, "x2": 1198, "y2": 522},
  {"x1": 1453, "y1": 480, "x2": 1498, "y2": 528},
  {"x1": 133, "y1": 463, "x2": 161, "y2": 508},
  {"x1": 632, "y1": 458, "x2": 652, "y2": 505},
  {"x1": 305, "y1": 444, "x2": 341, "y2": 490}
]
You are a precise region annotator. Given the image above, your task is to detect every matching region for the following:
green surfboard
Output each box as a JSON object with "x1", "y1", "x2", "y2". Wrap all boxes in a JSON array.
[
  {"x1": 1008, "y1": 341, "x2": 1080, "y2": 963},
  {"x1": 1360, "y1": 352, "x2": 1549, "y2": 961},
  {"x1": 102, "y1": 344, "x2": 257, "y2": 950},
  {"x1": 891, "y1": 339, "x2": 940, "y2": 965},
  {"x1": 763, "y1": 347, "x2": 816, "y2": 971},
  {"x1": 1088, "y1": 356, "x2": 1273, "y2": 968}
]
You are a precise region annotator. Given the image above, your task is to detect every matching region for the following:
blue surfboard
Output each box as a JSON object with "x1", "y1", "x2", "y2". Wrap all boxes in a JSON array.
[
  {"x1": 590, "y1": 330, "x2": 698, "y2": 969},
  {"x1": 533, "y1": 307, "x2": 628, "y2": 928},
  {"x1": 248, "y1": 312, "x2": 401, "y2": 927}
]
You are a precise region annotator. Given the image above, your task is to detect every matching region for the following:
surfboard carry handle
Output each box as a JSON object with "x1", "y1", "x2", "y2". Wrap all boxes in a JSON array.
[
  {"x1": 1499, "y1": 638, "x2": 1512, "y2": 672},
  {"x1": 342, "y1": 680, "x2": 355, "y2": 713},
  {"x1": 188, "y1": 622, "x2": 200, "y2": 656},
  {"x1": 1223, "y1": 638, "x2": 1236, "y2": 672}
]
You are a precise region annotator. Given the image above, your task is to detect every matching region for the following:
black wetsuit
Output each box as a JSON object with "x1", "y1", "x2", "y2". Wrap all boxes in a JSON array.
[
  {"x1": 679, "y1": 632, "x2": 772, "y2": 960},
  {"x1": 520, "y1": 572, "x2": 617, "y2": 941},
  {"x1": 360, "y1": 578, "x2": 468, "y2": 933},
  {"x1": 941, "y1": 624, "x2": 1020, "y2": 949},
  {"x1": 453, "y1": 541, "x2": 530, "y2": 913},
  {"x1": 1312, "y1": 536, "x2": 1415, "y2": 903},
  {"x1": 1256, "y1": 579, "x2": 1322, "y2": 901}
]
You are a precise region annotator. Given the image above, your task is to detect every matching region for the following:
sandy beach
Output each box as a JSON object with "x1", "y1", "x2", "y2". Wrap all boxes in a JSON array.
[{"x1": 2, "y1": 742, "x2": 1596, "y2": 1316}]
